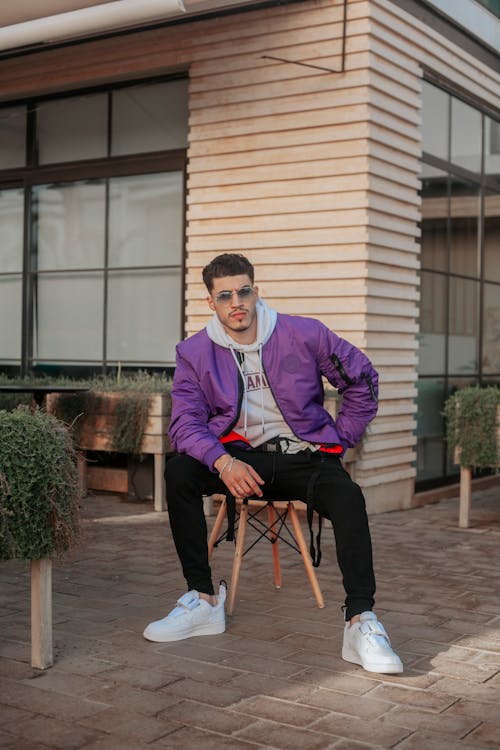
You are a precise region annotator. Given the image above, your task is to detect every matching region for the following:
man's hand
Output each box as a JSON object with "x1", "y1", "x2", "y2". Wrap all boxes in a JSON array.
[{"x1": 214, "y1": 454, "x2": 264, "y2": 498}]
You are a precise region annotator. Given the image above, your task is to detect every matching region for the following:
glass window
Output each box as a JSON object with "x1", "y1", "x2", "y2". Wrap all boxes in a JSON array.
[
  {"x1": 108, "y1": 172, "x2": 183, "y2": 267},
  {"x1": 484, "y1": 192, "x2": 500, "y2": 282},
  {"x1": 448, "y1": 277, "x2": 479, "y2": 375},
  {"x1": 37, "y1": 93, "x2": 107, "y2": 164},
  {"x1": 111, "y1": 79, "x2": 188, "y2": 156},
  {"x1": 0, "y1": 105, "x2": 26, "y2": 169},
  {"x1": 449, "y1": 178, "x2": 479, "y2": 277},
  {"x1": 0, "y1": 188, "x2": 24, "y2": 272},
  {"x1": 485, "y1": 115, "x2": 500, "y2": 178},
  {"x1": 482, "y1": 282, "x2": 500, "y2": 375},
  {"x1": 451, "y1": 98, "x2": 482, "y2": 173},
  {"x1": 33, "y1": 272, "x2": 104, "y2": 362},
  {"x1": 0, "y1": 275, "x2": 22, "y2": 361},
  {"x1": 417, "y1": 271, "x2": 447, "y2": 375},
  {"x1": 34, "y1": 182, "x2": 106, "y2": 270},
  {"x1": 415, "y1": 378, "x2": 446, "y2": 481},
  {"x1": 421, "y1": 82, "x2": 449, "y2": 160},
  {"x1": 420, "y1": 168, "x2": 448, "y2": 272},
  {"x1": 106, "y1": 268, "x2": 181, "y2": 364}
]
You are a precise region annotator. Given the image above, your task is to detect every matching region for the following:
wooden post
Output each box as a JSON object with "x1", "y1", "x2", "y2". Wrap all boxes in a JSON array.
[
  {"x1": 30, "y1": 558, "x2": 53, "y2": 669},
  {"x1": 154, "y1": 453, "x2": 166, "y2": 511},
  {"x1": 77, "y1": 451, "x2": 87, "y2": 498},
  {"x1": 459, "y1": 466, "x2": 472, "y2": 529}
]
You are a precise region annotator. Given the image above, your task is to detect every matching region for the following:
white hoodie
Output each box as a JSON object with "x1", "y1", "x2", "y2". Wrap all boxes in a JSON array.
[{"x1": 206, "y1": 298, "x2": 315, "y2": 452}]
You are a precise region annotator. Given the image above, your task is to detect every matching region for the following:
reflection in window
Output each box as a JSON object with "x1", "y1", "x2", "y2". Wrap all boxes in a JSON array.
[
  {"x1": 483, "y1": 283, "x2": 500, "y2": 375},
  {"x1": 418, "y1": 271, "x2": 446, "y2": 375},
  {"x1": 415, "y1": 378, "x2": 445, "y2": 481},
  {"x1": 420, "y1": 169, "x2": 448, "y2": 272},
  {"x1": 449, "y1": 179, "x2": 479, "y2": 277},
  {"x1": 107, "y1": 269, "x2": 181, "y2": 364},
  {"x1": 451, "y1": 98, "x2": 482, "y2": 173},
  {"x1": 108, "y1": 172, "x2": 183, "y2": 268},
  {"x1": 484, "y1": 195, "x2": 500, "y2": 283},
  {"x1": 448, "y1": 278, "x2": 479, "y2": 375},
  {"x1": 0, "y1": 105, "x2": 26, "y2": 169},
  {"x1": 0, "y1": 275, "x2": 22, "y2": 362},
  {"x1": 0, "y1": 189, "x2": 24, "y2": 272},
  {"x1": 33, "y1": 272, "x2": 104, "y2": 363},
  {"x1": 421, "y1": 81, "x2": 448, "y2": 160},
  {"x1": 111, "y1": 79, "x2": 188, "y2": 155},
  {"x1": 37, "y1": 93, "x2": 108, "y2": 165},
  {"x1": 35, "y1": 182, "x2": 106, "y2": 270}
]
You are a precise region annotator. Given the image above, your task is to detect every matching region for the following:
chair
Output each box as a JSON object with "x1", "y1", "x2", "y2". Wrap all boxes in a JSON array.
[{"x1": 208, "y1": 496, "x2": 325, "y2": 615}]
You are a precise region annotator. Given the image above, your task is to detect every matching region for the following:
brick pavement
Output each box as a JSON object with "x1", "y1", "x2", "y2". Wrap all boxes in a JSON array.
[{"x1": 0, "y1": 486, "x2": 499, "y2": 749}]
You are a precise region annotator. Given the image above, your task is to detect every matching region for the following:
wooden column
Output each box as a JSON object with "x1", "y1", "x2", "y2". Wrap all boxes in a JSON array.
[
  {"x1": 459, "y1": 466, "x2": 472, "y2": 529},
  {"x1": 30, "y1": 558, "x2": 53, "y2": 669}
]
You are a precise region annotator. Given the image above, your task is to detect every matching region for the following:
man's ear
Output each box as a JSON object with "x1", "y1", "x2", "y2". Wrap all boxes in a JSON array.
[
  {"x1": 207, "y1": 294, "x2": 215, "y2": 312},
  {"x1": 254, "y1": 285, "x2": 259, "y2": 298}
]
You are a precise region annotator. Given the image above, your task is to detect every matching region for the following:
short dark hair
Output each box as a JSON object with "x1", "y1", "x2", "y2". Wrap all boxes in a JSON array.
[{"x1": 202, "y1": 253, "x2": 254, "y2": 292}]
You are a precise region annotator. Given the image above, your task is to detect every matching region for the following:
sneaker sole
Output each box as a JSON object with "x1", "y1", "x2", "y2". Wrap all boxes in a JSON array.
[
  {"x1": 143, "y1": 621, "x2": 225, "y2": 643},
  {"x1": 342, "y1": 646, "x2": 403, "y2": 674}
]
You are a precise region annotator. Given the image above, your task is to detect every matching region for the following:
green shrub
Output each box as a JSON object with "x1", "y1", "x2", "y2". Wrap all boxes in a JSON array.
[
  {"x1": 443, "y1": 385, "x2": 500, "y2": 469},
  {"x1": 0, "y1": 407, "x2": 81, "y2": 560}
]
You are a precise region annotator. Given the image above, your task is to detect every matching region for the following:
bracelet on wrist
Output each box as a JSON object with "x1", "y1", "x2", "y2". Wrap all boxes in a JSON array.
[{"x1": 218, "y1": 456, "x2": 235, "y2": 479}]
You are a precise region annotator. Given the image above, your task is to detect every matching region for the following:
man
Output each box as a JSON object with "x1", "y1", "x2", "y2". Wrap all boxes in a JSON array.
[{"x1": 144, "y1": 253, "x2": 402, "y2": 674}]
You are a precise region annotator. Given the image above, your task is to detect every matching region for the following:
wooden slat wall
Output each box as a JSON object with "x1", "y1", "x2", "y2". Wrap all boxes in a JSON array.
[{"x1": 0, "y1": 0, "x2": 498, "y2": 511}]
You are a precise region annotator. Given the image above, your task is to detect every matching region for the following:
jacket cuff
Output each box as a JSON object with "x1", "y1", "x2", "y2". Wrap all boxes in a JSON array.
[{"x1": 204, "y1": 444, "x2": 228, "y2": 473}]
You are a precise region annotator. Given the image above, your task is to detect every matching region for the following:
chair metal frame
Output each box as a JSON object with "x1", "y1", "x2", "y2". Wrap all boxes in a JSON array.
[{"x1": 208, "y1": 496, "x2": 325, "y2": 615}]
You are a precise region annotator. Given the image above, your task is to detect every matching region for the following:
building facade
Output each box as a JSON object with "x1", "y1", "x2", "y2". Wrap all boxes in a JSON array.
[{"x1": 0, "y1": 0, "x2": 499, "y2": 512}]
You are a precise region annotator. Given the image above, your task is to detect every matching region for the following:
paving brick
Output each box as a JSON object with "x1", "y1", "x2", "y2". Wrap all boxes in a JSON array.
[
  {"x1": 158, "y1": 676, "x2": 250, "y2": 707},
  {"x1": 443, "y1": 697, "x2": 500, "y2": 724},
  {"x1": 393, "y1": 729, "x2": 493, "y2": 750},
  {"x1": 153, "y1": 726, "x2": 264, "y2": 749},
  {"x1": 467, "y1": 721, "x2": 500, "y2": 746},
  {"x1": 1, "y1": 714, "x2": 103, "y2": 749},
  {"x1": 96, "y1": 664, "x2": 179, "y2": 690},
  {"x1": 297, "y1": 686, "x2": 393, "y2": 720},
  {"x1": 158, "y1": 698, "x2": 257, "y2": 735},
  {"x1": 310, "y1": 713, "x2": 411, "y2": 746},
  {"x1": 379, "y1": 704, "x2": 481, "y2": 737},
  {"x1": 77, "y1": 707, "x2": 179, "y2": 743},
  {"x1": 235, "y1": 717, "x2": 337, "y2": 750},
  {"x1": 0, "y1": 703, "x2": 33, "y2": 726},
  {"x1": 369, "y1": 683, "x2": 456, "y2": 712},
  {"x1": 85, "y1": 683, "x2": 182, "y2": 715},
  {"x1": 231, "y1": 694, "x2": 329, "y2": 727}
]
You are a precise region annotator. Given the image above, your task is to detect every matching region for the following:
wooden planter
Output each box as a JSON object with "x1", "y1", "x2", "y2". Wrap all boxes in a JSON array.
[{"x1": 47, "y1": 392, "x2": 171, "y2": 511}]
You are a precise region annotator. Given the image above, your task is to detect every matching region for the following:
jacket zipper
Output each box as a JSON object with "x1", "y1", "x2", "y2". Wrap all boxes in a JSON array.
[
  {"x1": 220, "y1": 351, "x2": 245, "y2": 437},
  {"x1": 330, "y1": 353, "x2": 377, "y2": 401}
]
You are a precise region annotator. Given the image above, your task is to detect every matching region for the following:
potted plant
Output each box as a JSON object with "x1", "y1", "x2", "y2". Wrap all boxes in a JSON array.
[
  {"x1": 443, "y1": 385, "x2": 500, "y2": 527},
  {"x1": 0, "y1": 406, "x2": 81, "y2": 668}
]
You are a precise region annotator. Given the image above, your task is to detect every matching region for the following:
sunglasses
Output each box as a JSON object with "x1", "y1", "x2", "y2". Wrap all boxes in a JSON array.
[{"x1": 214, "y1": 285, "x2": 255, "y2": 305}]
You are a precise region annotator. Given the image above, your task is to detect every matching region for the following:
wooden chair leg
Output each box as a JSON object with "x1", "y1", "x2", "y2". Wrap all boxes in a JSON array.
[
  {"x1": 288, "y1": 502, "x2": 325, "y2": 609},
  {"x1": 208, "y1": 497, "x2": 227, "y2": 559},
  {"x1": 267, "y1": 503, "x2": 282, "y2": 589},
  {"x1": 227, "y1": 499, "x2": 248, "y2": 616}
]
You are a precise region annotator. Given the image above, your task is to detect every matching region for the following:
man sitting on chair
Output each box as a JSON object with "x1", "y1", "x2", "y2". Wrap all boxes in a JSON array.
[{"x1": 143, "y1": 253, "x2": 403, "y2": 675}]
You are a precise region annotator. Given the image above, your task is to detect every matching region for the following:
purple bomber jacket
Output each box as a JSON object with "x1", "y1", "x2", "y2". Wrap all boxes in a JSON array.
[{"x1": 168, "y1": 313, "x2": 379, "y2": 470}]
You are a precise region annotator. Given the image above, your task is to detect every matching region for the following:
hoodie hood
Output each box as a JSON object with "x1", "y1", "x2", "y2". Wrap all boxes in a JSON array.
[{"x1": 206, "y1": 297, "x2": 277, "y2": 352}]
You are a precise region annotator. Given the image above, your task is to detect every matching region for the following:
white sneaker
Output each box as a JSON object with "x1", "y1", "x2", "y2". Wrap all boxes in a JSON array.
[
  {"x1": 342, "y1": 611, "x2": 403, "y2": 674},
  {"x1": 143, "y1": 583, "x2": 226, "y2": 643}
]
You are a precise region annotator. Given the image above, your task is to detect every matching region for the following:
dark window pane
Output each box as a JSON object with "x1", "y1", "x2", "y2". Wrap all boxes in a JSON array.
[
  {"x1": 420, "y1": 169, "x2": 448, "y2": 272},
  {"x1": 482, "y1": 282, "x2": 500, "y2": 375},
  {"x1": 37, "y1": 93, "x2": 107, "y2": 165},
  {"x1": 448, "y1": 277, "x2": 479, "y2": 375},
  {"x1": 449, "y1": 178, "x2": 479, "y2": 277},
  {"x1": 111, "y1": 79, "x2": 188, "y2": 156},
  {"x1": 418, "y1": 271, "x2": 447, "y2": 375},
  {"x1": 0, "y1": 105, "x2": 26, "y2": 168},
  {"x1": 415, "y1": 378, "x2": 445, "y2": 481},
  {"x1": 484, "y1": 193, "x2": 500, "y2": 282}
]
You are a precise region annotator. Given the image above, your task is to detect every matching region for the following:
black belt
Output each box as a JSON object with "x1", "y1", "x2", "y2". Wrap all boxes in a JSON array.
[{"x1": 256, "y1": 437, "x2": 310, "y2": 454}]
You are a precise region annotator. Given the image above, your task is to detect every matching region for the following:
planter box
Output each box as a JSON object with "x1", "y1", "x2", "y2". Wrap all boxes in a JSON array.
[{"x1": 47, "y1": 392, "x2": 171, "y2": 511}]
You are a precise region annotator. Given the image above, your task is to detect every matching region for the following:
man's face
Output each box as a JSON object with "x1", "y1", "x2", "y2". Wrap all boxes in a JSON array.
[{"x1": 207, "y1": 274, "x2": 259, "y2": 342}]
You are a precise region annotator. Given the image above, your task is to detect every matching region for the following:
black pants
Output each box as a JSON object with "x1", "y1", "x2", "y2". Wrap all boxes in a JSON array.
[{"x1": 165, "y1": 448, "x2": 376, "y2": 621}]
